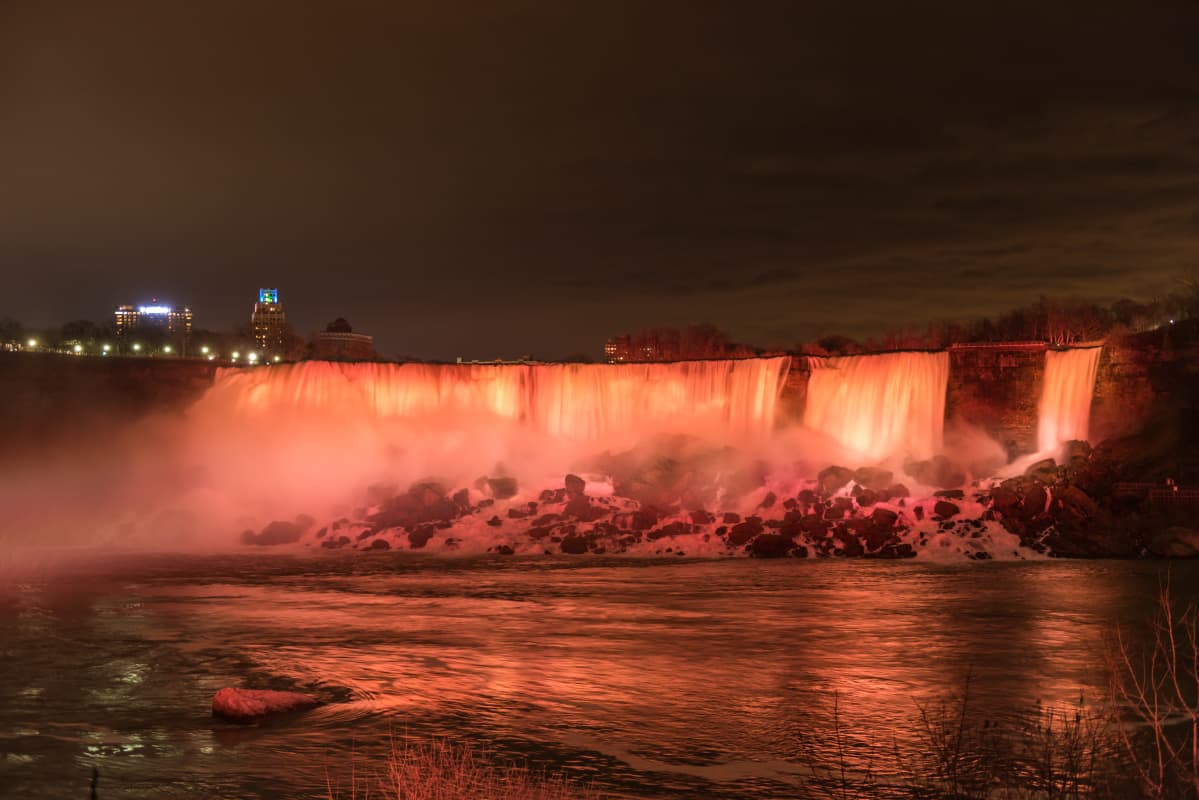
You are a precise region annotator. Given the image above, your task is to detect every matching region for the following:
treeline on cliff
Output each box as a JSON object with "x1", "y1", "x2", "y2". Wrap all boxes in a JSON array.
[{"x1": 605, "y1": 271, "x2": 1199, "y2": 360}]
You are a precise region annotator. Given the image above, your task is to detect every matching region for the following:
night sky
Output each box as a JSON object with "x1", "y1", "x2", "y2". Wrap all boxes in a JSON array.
[{"x1": 2, "y1": 1, "x2": 1197, "y2": 360}]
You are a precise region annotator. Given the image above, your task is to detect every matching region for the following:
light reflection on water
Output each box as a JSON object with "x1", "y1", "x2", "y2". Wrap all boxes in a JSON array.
[{"x1": 0, "y1": 557, "x2": 1191, "y2": 799}]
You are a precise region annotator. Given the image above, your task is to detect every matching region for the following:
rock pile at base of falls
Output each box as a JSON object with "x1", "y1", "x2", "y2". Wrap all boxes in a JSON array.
[{"x1": 236, "y1": 439, "x2": 1199, "y2": 560}]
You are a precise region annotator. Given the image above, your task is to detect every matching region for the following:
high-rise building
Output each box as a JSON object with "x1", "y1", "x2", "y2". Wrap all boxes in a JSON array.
[
  {"x1": 113, "y1": 301, "x2": 193, "y2": 339},
  {"x1": 251, "y1": 288, "x2": 287, "y2": 353}
]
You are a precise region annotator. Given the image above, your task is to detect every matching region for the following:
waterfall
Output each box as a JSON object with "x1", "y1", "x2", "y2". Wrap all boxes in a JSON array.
[
  {"x1": 193, "y1": 357, "x2": 792, "y2": 443},
  {"x1": 803, "y1": 351, "x2": 949, "y2": 461},
  {"x1": 1037, "y1": 347, "x2": 1102, "y2": 453}
]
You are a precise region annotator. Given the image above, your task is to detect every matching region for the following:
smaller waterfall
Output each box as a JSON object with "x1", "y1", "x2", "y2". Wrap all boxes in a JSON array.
[
  {"x1": 804, "y1": 351, "x2": 950, "y2": 461},
  {"x1": 1037, "y1": 347, "x2": 1102, "y2": 453}
]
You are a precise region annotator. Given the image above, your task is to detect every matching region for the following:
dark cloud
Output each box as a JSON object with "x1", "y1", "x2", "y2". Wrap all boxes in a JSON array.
[{"x1": 1, "y1": 0, "x2": 1197, "y2": 358}]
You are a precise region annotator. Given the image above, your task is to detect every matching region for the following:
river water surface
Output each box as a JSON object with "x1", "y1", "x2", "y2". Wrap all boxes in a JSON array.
[{"x1": 1, "y1": 556, "x2": 1191, "y2": 799}]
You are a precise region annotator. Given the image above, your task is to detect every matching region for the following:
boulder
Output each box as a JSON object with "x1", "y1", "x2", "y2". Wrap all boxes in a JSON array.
[
  {"x1": 560, "y1": 535, "x2": 589, "y2": 555},
  {"x1": 728, "y1": 519, "x2": 763, "y2": 546},
  {"x1": 933, "y1": 501, "x2": 960, "y2": 521},
  {"x1": 1056, "y1": 486, "x2": 1100, "y2": 524},
  {"x1": 367, "y1": 539, "x2": 391, "y2": 551},
  {"x1": 749, "y1": 533, "x2": 792, "y2": 558},
  {"x1": 242, "y1": 520, "x2": 305, "y2": 546},
  {"x1": 1025, "y1": 458, "x2": 1058, "y2": 484},
  {"x1": 407, "y1": 526, "x2": 435, "y2": 549},
  {"x1": 1148, "y1": 527, "x2": 1199, "y2": 558},
  {"x1": 818, "y1": 465, "x2": 854, "y2": 495},
  {"x1": 212, "y1": 688, "x2": 319, "y2": 723},
  {"x1": 486, "y1": 477, "x2": 519, "y2": 500},
  {"x1": 853, "y1": 466, "x2": 894, "y2": 491},
  {"x1": 870, "y1": 507, "x2": 899, "y2": 528},
  {"x1": 564, "y1": 474, "x2": 586, "y2": 495}
]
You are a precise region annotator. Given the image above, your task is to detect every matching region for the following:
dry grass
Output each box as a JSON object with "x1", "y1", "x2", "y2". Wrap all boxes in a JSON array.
[{"x1": 325, "y1": 735, "x2": 603, "y2": 800}]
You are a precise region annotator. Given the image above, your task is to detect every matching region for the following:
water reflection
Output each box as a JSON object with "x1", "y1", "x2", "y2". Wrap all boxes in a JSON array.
[{"x1": 0, "y1": 557, "x2": 1190, "y2": 799}]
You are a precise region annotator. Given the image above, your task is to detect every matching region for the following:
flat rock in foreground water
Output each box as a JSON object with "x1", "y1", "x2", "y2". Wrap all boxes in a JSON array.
[{"x1": 212, "y1": 688, "x2": 320, "y2": 723}]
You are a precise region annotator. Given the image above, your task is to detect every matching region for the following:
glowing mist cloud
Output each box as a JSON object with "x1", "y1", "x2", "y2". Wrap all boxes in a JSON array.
[
  {"x1": 803, "y1": 351, "x2": 950, "y2": 461},
  {"x1": 1037, "y1": 347, "x2": 1102, "y2": 453}
]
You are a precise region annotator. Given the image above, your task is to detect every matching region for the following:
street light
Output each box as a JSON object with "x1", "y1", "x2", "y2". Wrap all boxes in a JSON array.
[
  {"x1": 272, "y1": 355, "x2": 281, "y2": 363},
  {"x1": 102, "y1": 343, "x2": 111, "y2": 353},
  {"x1": 231, "y1": 351, "x2": 240, "y2": 360},
  {"x1": 132, "y1": 343, "x2": 142, "y2": 352},
  {"x1": 200, "y1": 345, "x2": 210, "y2": 355},
  {"x1": 73, "y1": 344, "x2": 83, "y2": 354},
  {"x1": 26, "y1": 338, "x2": 37, "y2": 349},
  {"x1": 248, "y1": 352, "x2": 259, "y2": 363},
  {"x1": 163, "y1": 345, "x2": 172, "y2": 354}
]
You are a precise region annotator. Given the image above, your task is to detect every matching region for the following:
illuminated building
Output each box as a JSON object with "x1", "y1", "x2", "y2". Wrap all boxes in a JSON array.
[
  {"x1": 251, "y1": 288, "x2": 287, "y2": 353},
  {"x1": 313, "y1": 318, "x2": 374, "y2": 361},
  {"x1": 113, "y1": 301, "x2": 193, "y2": 339},
  {"x1": 604, "y1": 336, "x2": 632, "y2": 363}
]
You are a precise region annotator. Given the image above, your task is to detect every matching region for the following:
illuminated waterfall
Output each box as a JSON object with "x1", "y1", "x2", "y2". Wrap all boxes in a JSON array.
[
  {"x1": 1037, "y1": 347, "x2": 1101, "y2": 453},
  {"x1": 803, "y1": 351, "x2": 949, "y2": 460},
  {"x1": 195, "y1": 357, "x2": 792, "y2": 442}
]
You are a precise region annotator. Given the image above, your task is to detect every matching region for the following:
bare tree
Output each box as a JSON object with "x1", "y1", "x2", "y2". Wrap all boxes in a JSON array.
[{"x1": 1109, "y1": 581, "x2": 1199, "y2": 799}]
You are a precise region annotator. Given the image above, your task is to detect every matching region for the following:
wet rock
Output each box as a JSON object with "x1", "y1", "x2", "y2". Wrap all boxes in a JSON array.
[
  {"x1": 486, "y1": 515, "x2": 503, "y2": 527},
  {"x1": 853, "y1": 466, "x2": 894, "y2": 491},
  {"x1": 886, "y1": 483, "x2": 911, "y2": 499},
  {"x1": 797, "y1": 489, "x2": 819, "y2": 506},
  {"x1": 368, "y1": 539, "x2": 391, "y2": 551},
  {"x1": 749, "y1": 533, "x2": 792, "y2": 558},
  {"x1": 870, "y1": 507, "x2": 899, "y2": 528},
  {"x1": 722, "y1": 512, "x2": 741, "y2": 524},
  {"x1": 855, "y1": 489, "x2": 879, "y2": 508},
  {"x1": 1148, "y1": 527, "x2": 1199, "y2": 558},
  {"x1": 913, "y1": 506, "x2": 925, "y2": 521},
  {"x1": 631, "y1": 507, "x2": 660, "y2": 531},
  {"x1": 451, "y1": 488, "x2": 471, "y2": 510},
  {"x1": 933, "y1": 501, "x2": 961, "y2": 520},
  {"x1": 758, "y1": 491, "x2": 777, "y2": 509},
  {"x1": 1056, "y1": 486, "x2": 1099, "y2": 525},
  {"x1": 242, "y1": 520, "x2": 305, "y2": 546},
  {"x1": 407, "y1": 526, "x2": 435, "y2": 549},
  {"x1": 818, "y1": 465, "x2": 854, "y2": 494},
  {"x1": 493, "y1": 544, "x2": 515, "y2": 556},
  {"x1": 728, "y1": 519, "x2": 764, "y2": 546},
  {"x1": 904, "y1": 455, "x2": 966, "y2": 489},
  {"x1": 560, "y1": 535, "x2": 588, "y2": 555},
  {"x1": 647, "y1": 521, "x2": 690, "y2": 541},
  {"x1": 486, "y1": 476, "x2": 519, "y2": 500},
  {"x1": 1043, "y1": 526, "x2": 1137, "y2": 558},
  {"x1": 1025, "y1": 458, "x2": 1058, "y2": 484},
  {"x1": 212, "y1": 688, "x2": 319, "y2": 723},
  {"x1": 835, "y1": 529, "x2": 865, "y2": 557},
  {"x1": 934, "y1": 489, "x2": 965, "y2": 500},
  {"x1": 565, "y1": 495, "x2": 604, "y2": 521},
  {"x1": 690, "y1": 510, "x2": 715, "y2": 525},
  {"x1": 508, "y1": 505, "x2": 536, "y2": 520},
  {"x1": 564, "y1": 473, "x2": 586, "y2": 495}
]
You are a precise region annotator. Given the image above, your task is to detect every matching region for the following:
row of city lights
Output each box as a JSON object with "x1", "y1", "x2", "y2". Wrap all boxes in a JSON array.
[{"x1": 25, "y1": 338, "x2": 281, "y2": 363}]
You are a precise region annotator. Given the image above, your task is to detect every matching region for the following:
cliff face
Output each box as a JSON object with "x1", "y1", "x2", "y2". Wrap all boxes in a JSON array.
[
  {"x1": 0, "y1": 353, "x2": 218, "y2": 456},
  {"x1": 778, "y1": 337, "x2": 1199, "y2": 460}
]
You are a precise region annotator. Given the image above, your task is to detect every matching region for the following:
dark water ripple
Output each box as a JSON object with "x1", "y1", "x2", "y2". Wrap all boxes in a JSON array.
[{"x1": 0, "y1": 555, "x2": 1192, "y2": 799}]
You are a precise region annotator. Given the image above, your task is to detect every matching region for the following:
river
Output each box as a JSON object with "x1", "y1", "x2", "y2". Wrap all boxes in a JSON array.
[{"x1": 1, "y1": 556, "x2": 1190, "y2": 799}]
